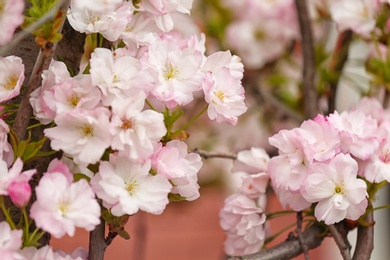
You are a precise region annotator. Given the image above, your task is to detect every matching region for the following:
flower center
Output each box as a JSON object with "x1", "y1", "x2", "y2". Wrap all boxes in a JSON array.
[
  {"x1": 58, "y1": 200, "x2": 70, "y2": 216},
  {"x1": 334, "y1": 182, "x2": 345, "y2": 194},
  {"x1": 163, "y1": 64, "x2": 179, "y2": 80},
  {"x1": 81, "y1": 124, "x2": 94, "y2": 137},
  {"x1": 68, "y1": 94, "x2": 80, "y2": 107},
  {"x1": 121, "y1": 119, "x2": 133, "y2": 130},
  {"x1": 4, "y1": 75, "x2": 18, "y2": 90},
  {"x1": 88, "y1": 13, "x2": 101, "y2": 25},
  {"x1": 126, "y1": 180, "x2": 137, "y2": 195}
]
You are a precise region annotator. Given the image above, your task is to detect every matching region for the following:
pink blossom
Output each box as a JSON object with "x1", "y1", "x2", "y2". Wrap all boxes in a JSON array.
[
  {"x1": 232, "y1": 147, "x2": 270, "y2": 175},
  {"x1": 91, "y1": 155, "x2": 172, "y2": 216},
  {"x1": 30, "y1": 60, "x2": 71, "y2": 125},
  {"x1": 203, "y1": 67, "x2": 247, "y2": 125},
  {"x1": 152, "y1": 140, "x2": 201, "y2": 179},
  {"x1": 239, "y1": 173, "x2": 269, "y2": 199},
  {"x1": 273, "y1": 186, "x2": 311, "y2": 211},
  {"x1": 327, "y1": 110, "x2": 380, "y2": 160},
  {"x1": 44, "y1": 108, "x2": 112, "y2": 166},
  {"x1": 329, "y1": 0, "x2": 379, "y2": 37},
  {"x1": 0, "y1": 158, "x2": 36, "y2": 196},
  {"x1": 30, "y1": 172, "x2": 101, "y2": 238},
  {"x1": 0, "y1": 119, "x2": 11, "y2": 161},
  {"x1": 0, "y1": 0, "x2": 24, "y2": 46},
  {"x1": 202, "y1": 51, "x2": 244, "y2": 80},
  {"x1": 142, "y1": 35, "x2": 204, "y2": 108},
  {"x1": 141, "y1": 0, "x2": 193, "y2": 32},
  {"x1": 151, "y1": 140, "x2": 202, "y2": 201},
  {"x1": 110, "y1": 93, "x2": 166, "y2": 162},
  {"x1": 90, "y1": 47, "x2": 152, "y2": 106},
  {"x1": 0, "y1": 221, "x2": 24, "y2": 260},
  {"x1": 71, "y1": 0, "x2": 124, "y2": 14},
  {"x1": 7, "y1": 181, "x2": 31, "y2": 208},
  {"x1": 302, "y1": 153, "x2": 368, "y2": 225},
  {"x1": 42, "y1": 75, "x2": 101, "y2": 117},
  {"x1": 220, "y1": 193, "x2": 266, "y2": 256},
  {"x1": 0, "y1": 56, "x2": 25, "y2": 102},
  {"x1": 21, "y1": 245, "x2": 87, "y2": 260},
  {"x1": 67, "y1": 2, "x2": 133, "y2": 41}
]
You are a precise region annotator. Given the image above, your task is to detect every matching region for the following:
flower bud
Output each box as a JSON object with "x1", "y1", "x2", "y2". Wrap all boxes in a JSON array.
[{"x1": 8, "y1": 181, "x2": 31, "y2": 208}]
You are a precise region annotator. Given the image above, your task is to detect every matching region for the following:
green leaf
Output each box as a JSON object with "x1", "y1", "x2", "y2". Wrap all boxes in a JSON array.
[
  {"x1": 168, "y1": 193, "x2": 187, "y2": 202},
  {"x1": 73, "y1": 173, "x2": 91, "y2": 182},
  {"x1": 117, "y1": 229, "x2": 130, "y2": 240}
]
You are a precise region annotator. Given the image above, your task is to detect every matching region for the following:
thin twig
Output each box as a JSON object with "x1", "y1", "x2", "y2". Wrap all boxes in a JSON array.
[
  {"x1": 193, "y1": 148, "x2": 237, "y2": 160},
  {"x1": 328, "y1": 224, "x2": 351, "y2": 260},
  {"x1": 296, "y1": 211, "x2": 309, "y2": 260},
  {"x1": 294, "y1": 0, "x2": 318, "y2": 119},
  {"x1": 0, "y1": 0, "x2": 67, "y2": 56},
  {"x1": 226, "y1": 224, "x2": 325, "y2": 260}
]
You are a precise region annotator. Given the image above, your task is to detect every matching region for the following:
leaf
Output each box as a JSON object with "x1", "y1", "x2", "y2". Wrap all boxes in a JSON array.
[
  {"x1": 117, "y1": 229, "x2": 130, "y2": 240},
  {"x1": 73, "y1": 173, "x2": 91, "y2": 182},
  {"x1": 168, "y1": 193, "x2": 187, "y2": 202}
]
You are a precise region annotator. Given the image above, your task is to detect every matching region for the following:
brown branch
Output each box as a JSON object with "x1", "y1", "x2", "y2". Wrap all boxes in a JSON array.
[
  {"x1": 226, "y1": 224, "x2": 325, "y2": 260},
  {"x1": 328, "y1": 224, "x2": 351, "y2": 260},
  {"x1": 88, "y1": 219, "x2": 108, "y2": 260},
  {"x1": 352, "y1": 209, "x2": 374, "y2": 260},
  {"x1": 296, "y1": 211, "x2": 309, "y2": 260},
  {"x1": 294, "y1": 0, "x2": 318, "y2": 119},
  {"x1": 12, "y1": 0, "x2": 71, "y2": 140},
  {"x1": 193, "y1": 148, "x2": 237, "y2": 160}
]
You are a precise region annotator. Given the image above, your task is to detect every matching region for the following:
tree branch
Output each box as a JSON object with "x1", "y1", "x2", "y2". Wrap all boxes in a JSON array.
[
  {"x1": 226, "y1": 224, "x2": 325, "y2": 260},
  {"x1": 193, "y1": 148, "x2": 237, "y2": 160},
  {"x1": 88, "y1": 219, "x2": 108, "y2": 260},
  {"x1": 294, "y1": 0, "x2": 318, "y2": 119},
  {"x1": 296, "y1": 211, "x2": 309, "y2": 260},
  {"x1": 12, "y1": 0, "x2": 71, "y2": 140},
  {"x1": 328, "y1": 224, "x2": 351, "y2": 260},
  {"x1": 352, "y1": 209, "x2": 374, "y2": 260}
]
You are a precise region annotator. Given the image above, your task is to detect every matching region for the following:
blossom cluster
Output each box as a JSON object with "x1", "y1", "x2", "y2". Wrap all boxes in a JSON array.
[
  {"x1": 221, "y1": 0, "x2": 387, "y2": 70},
  {"x1": 220, "y1": 148, "x2": 270, "y2": 256},
  {"x1": 268, "y1": 97, "x2": 390, "y2": 225},
  {"x1": 0, "y1": 0, "x2": 248, "y2": 258}
]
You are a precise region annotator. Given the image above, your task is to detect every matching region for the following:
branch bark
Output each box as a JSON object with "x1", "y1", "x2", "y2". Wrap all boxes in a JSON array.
[
  {"x1": 328, "y1": 224, "x2": 351, "y2": 260},
  {"x1": 352, "y1": 210, "x2": 374, "y2": 260},
  {"x1": 226, "y1": 224, "x2": 325, "y2": 260},
  {"x1": 294, "y1": 0, "x2": 318, "y2": 119},
  {"x1": 88, "y1": 219, "x2": 108, "y2": 260}
]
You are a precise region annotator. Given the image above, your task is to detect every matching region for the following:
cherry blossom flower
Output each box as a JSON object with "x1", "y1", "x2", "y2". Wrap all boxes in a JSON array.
[
  {"x1": 142, "y1": 35, "x2": 204, "y2": 108},
  {"x1": 90, "y1": 47, "x2": 153, "y2": 106},
  {"x1": 42, "y1": 75, "x2": 101, "y2": 117},
  {"x1": 70, "y1": 0, "x2": 123, "y2": 14},
  {"x1": 44, "y1": 108, "x2": 112, "y2": 166},
  {"x1": 0, "y1": 158, "x2": 36, "y2": 196},
  {"x1": 0, "y1": 56, "x2": 25, "y2": 102},
  {"x1": 91, "y1": 155, "x2": 172, "y2": 216},
  {"x1": 8, "y1": 181, "x2": 31, "y2": 208},
  {"x1": 21, "y1": 245, "x2": 87, "y2": 260},
  {"x1": 329, "y1": 0, "x2": 379, "y2": 37},
  {"x1": 202, "y1": 51, "x2": 244, "y2": 80},
  {"x1": 30, "y1": 172, "x2": 101, "y2": 238},
  {"x1": 203, "y1": 67, "x2": 247, "y2": 125},
  {"x1": 327, "y1": 110, "x2": 380, "y2": 160},
  {"x1": 67, "y1": 2, "x2": 133, "y2": 41},
  {"x1": 0, "y1": 221, "x2": 24, "y2": 260},
  {"x1": 232, "y1": 147, "x2": 270, "y2": 175},
  {"x1": 110, "y1": 93, "x2": 166, "y2": 162},
  {"x1": 30, "y1": 60, "x2": 71, "y2": 125},
  {"x1": 220, "y1": 193, "x2": 266, "y2": 256},
  {"x1": 151, "y1": 140, "x2": 202, "y2": 200},
  {"x1": 302, "y1": 153, "x2": 368, "y2": 225},
  {"x1": 0, "y1": 119, "x2": 11, "y2": 161},
  {"x1": 141, "y1": 0, "x2": 193, "y2": 32},
  {"x1": 0, "y1": 0, "x2": 24, "y2": 46}
]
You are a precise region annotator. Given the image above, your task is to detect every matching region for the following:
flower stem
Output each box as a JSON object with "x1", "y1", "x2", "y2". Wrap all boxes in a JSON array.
[
  {"x1": 0, "y1": 196, "x2": 16, "y2": 229},
  {"x1": 171, "y1": 105, "x2": 208, "y2": 136}
]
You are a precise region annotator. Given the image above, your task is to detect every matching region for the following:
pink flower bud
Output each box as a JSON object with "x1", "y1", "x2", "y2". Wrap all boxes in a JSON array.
[{"x1": 8, "y1": 181, "x2": 31, "y2": 208}]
